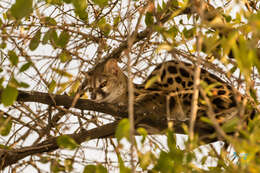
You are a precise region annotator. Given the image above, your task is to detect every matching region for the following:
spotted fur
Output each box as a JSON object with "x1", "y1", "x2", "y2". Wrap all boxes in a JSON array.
[
  {"x1": 137, "y1": 60, "x2": 237, "y2": 121},
  {"x1": 80, "y1": 59, "x2": 239, "y2": 122}
]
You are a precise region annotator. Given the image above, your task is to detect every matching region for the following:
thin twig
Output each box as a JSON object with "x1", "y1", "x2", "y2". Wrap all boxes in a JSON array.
[
  {"x1": 199, "y1": 88, "x2": 229, "y2": 141},
  {"x1": 189, "y1": 0, "x2": 204, "y2": 142},
  {"x1": 125, "y1": 1, "x2": 136, "y2": 172}
]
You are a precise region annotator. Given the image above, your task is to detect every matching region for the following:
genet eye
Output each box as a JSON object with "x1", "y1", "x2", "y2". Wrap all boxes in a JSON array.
[{"x1": 100, "y1": 81, "x2": 107, "y2": 88}]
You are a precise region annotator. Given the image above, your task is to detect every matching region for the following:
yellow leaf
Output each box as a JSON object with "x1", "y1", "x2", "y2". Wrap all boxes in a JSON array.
[
  {"x1": 157, "y1": 44, "x2": 172, "y2": 52},
  {"x1": 68, "y1": 79, "x2": 81, "y2": 96},
  {"x1": 145, "y1": 75, "x2": 159, "y2": 89},
  {"x1": 52, "y1": 68, "x2": 73, "y2": 78},
  {"x1": 56, "y1": 81, "x2": 71, "y2": 94}
]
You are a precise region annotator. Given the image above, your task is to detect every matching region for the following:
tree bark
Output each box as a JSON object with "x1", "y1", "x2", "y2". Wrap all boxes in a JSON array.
[{"x1": 0, "y1": 89, "x2": 217, "y2": 169}]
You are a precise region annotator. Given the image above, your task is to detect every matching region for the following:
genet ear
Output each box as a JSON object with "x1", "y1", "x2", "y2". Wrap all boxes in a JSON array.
[{"x1": 104, "y1": 59, "x2": 119, "y2": 76}]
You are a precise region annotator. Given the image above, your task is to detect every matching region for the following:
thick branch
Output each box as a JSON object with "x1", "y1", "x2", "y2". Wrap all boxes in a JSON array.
[
  {"x1": 0, "y1": 89, "x2": 217, "y2": 169},
  {"x1": 15, "y1": 90, "x2": 127, "y2": 118},
  {"x1": 0, "y1": 121, "x2": 119, "y2": 169},
  {"x1": 14, "y1": 89, "x2": 216, "y2": 139}
]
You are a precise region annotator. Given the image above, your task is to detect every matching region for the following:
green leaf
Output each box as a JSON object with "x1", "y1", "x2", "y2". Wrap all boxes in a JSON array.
[
  {"x1": 0, "y1": 144, "x2": 10, "y2": 149},
  {"x1": 224, "y1": 14, "x2": 232, "y2": 22},
  {"x1": 97, "y1": 18, "x2": 111, "y2": 36},
  {"x1": 119, "y1": 157, "x2": 131, "y2": 173},
  {"x1": 63, "y1": 0, "x2": 72, "y2": 3},
  {"x1": 50, "y1": 160, "x2": 65, "y2": 173},
  {"x1": 42, "y1": 17, "x2": 57, "y2": 26},
  {"x1": 200, "y1": 116, "x2": 213, "y2": 125},
  {"x1": 96, "y1": 165, "x2": 108, "y2": 173},
  {"x1": 167, "y1": 130, "x2": 176, "y2": 152},
  {"x1": 9, "y1": 77, "x2": 20, "y2": 88},
  {"x1": 162, "y1": 0, "x2": 166, "y2": 10},
  {"x1": 157, "y1": 3, "x2": 162, "y2": 12},
  {"x1": 231, "y1": 35, "x2": 253, "y2": 79},
  {"x1": 8, "y1": 51, "x2": 19, "y2": 66},
  {"x1": 19, "y1": 82, "x2": 30, "y2": 88},
  {"x1": 201, "y1": 34, "x2": 220, "y2": 54},
  {"x1": 1, "y1": 86, "x2": 18, "y2": 107},
  {"x1": 93, "y1": 0, "x2": 108, "y2": 8},
  {"x1": 154, "y1": 151, "x2": 174, "y2": 171},
  {"x1": 137, "y1": 127, "x2": 147, "y2": 144},
  {"x1": 10, "y1": 0, "x2": 33, "y2": 20},
  {"x1": 48, "y1": 80, "x2": 56, "y2": 92},
  {"x1": 102, "y1": 24, "x2": 111, "y2": 36},
  {"x1": 84, "y1": 165, "x2": 96, "y2": 173},
  {"x1": 139, "y1": 152, "x2": 153, "y2": 170},
  {"x1": 39, "y1": 156, "x2": 50, "y2": 164},
  {"x1": 57, "y1": 135, "x2": 78, "y2": 150},
  {"x1": 115, "y1": 118, "x2": 130, "y2": 141},
  {"x1": 171, "y1": 0, "x2": 179, "y2": 8},
  {"x1": 0, "y1": 42, "x2": 7, "y2": 49},
  {"x1": 145, "y1": 12, "x2": 154, "y2": 26},
  {"x1": 113, "y1": 16, "x2": 120, "y2": 27},
  {"x1": 97, "y1": 17, "x2": 106, "y2": 26},
  {"x1": 200, "y1": 81, "x2": 222, "y2": 96},
  {"x1": 19, "y1": 62, "x2": 32, "y2": 72},
  {"x1": 183, "y1": 27, "x2": 196, "y2": 38},
  {"x1": 57, "y1": 31, "x2": 70, "y2": 48},
  {"x1": 50, "y1": 29, "x2": 58, "y2": 47},
  {"x1": 0, "y1": 77, "x2": 4, "y2": 87},
  {"x1": 64, "y1": 159, "x2": 73, "y2": 172},
  {"x1": 29, "y1": 30, "x2": 41, "y2": 51},
  {"x1": 83, "y1": 164, "x2": 108, "y2": 173},
  {"x1": 163, "y1": 26, "x2": 178, "y2": 40},
  {"x1": 222, "y1": 31, "x2": 238, "y2": 57},
  {"x1": 250, "y1": 88, "x2": 257, "y2": 101},
  {"x1": 222, "y1": 117, "x2": 239, "y2": 133},
  {"x1": 0, "y1": 116, "x2": 12, "y2": 136},
  {"x1": 42, "y1": 29, "x2": 52, "y2": 45},
  {"x1": 46, "y1": 0, "x2": 63, "y2": 5},
  {"x1": 72, "y1": 0, "x2": 88, "y2": 21},
  {"x1": 59, "y1": 51, "x2": 72, "y2": 63},
  {"x1": 72, "y1": 0, "x2": 87, "y2": 11}
]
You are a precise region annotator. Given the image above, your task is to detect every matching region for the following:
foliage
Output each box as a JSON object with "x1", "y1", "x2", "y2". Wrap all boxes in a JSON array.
[
  {"x1": 57, "y1": 135, "x2": 78, "y2": 150},
  {"x1": 0, "y1": 0, "x2": 259, "y2": 172}
]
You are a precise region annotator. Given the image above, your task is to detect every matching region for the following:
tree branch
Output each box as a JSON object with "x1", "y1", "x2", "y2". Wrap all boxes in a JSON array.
[
  {"x1": 14, "y1": 89, "x2": 217, "y2": 141},
  {"x1": 0, "y1": 89, "x2": 218, "y2": 169},
  {"x1": 0, "y1": 2, "x2": 224, "y2": 168},
  {"x1": 0, "y1": 121, "x2": 119, "y2": 169},
  {"x1": 15, "y1": 90, "x2": 127, "y2": 118}
]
